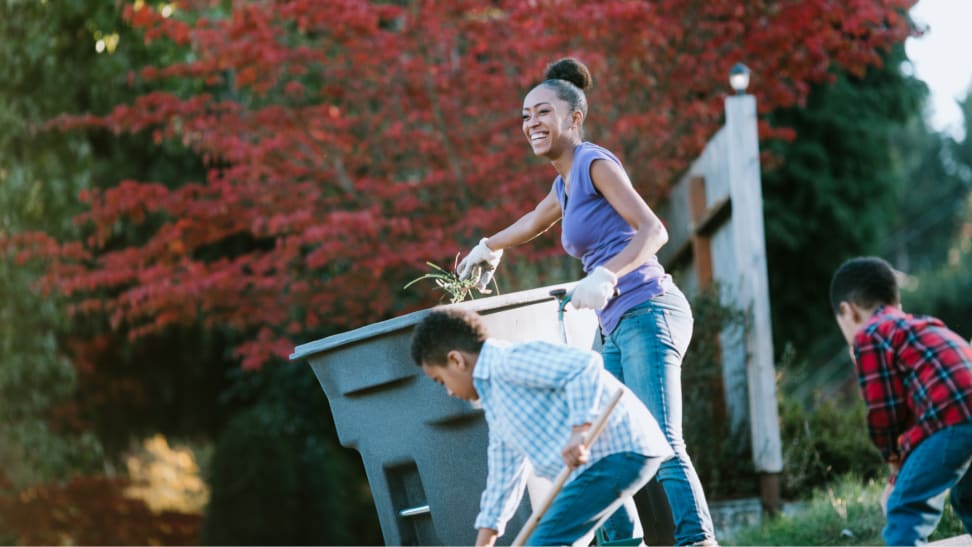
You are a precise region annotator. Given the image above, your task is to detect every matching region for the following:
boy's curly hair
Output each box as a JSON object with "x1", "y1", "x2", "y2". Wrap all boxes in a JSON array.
[
  {"x1": 829, "y1": 256, "x2": 900, "y2": 314},
  {"x1": 410, "y1": 308, "x2": 488, "y2": 367}
]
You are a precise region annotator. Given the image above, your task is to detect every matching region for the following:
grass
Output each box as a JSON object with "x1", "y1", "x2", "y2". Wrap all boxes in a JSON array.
[{"x1": 727, "y1": 474, "x2": 967, "y2": 545}]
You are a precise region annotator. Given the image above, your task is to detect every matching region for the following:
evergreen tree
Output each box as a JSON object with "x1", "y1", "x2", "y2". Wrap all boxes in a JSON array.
[
  {"x1": 0, "y1": 0, "x2": 235, "y2": 467},
  {"x1": 0, "y1": 0, "x2": 112, "y2": 488},
  {"x1": 762, "y1": 44, "x2": 927, "y2": 380},
  {"x1": 201, "y1": 362, "x2": 381, "y2": 545},
  {"x1": 901, "y1": 86, "x2": 972, "y2": 337},
  {"x1": 887, "y1": 86, "x2": 971, "y2": 273},
  {"x1": 954, "y1": 86, "x2": 972, "y2": 170},
  {"x1": 2, "y1": 4, "x2": 376, "y2": 542}
]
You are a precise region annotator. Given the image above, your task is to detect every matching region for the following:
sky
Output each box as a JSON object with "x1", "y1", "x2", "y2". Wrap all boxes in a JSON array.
[{"x1": 906, "y1": 0, "x2": 972, "y2": 139}]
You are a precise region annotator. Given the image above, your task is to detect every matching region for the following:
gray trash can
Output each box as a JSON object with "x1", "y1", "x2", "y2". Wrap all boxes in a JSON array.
[{"x1": 290, "y1": 283, "x2": 600, "y2": 546}]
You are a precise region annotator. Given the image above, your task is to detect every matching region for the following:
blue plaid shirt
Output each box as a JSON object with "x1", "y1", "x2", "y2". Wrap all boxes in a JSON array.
[{"x1": 472, "y1": 339, "x2": 672, "y2": 535}]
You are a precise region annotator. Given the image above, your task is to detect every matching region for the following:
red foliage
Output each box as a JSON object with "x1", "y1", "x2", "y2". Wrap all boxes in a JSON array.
[
  {"x1": 16, "y1": 0, "x2": 916, "y2": 368},
  {"x1": 0, "y1": 475, "x2": 201, "y2": 545}
]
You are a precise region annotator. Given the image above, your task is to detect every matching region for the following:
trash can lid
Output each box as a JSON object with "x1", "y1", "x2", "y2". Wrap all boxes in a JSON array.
[{"x1": 289, "y1": 283, "x2": 575, "y2": 361}]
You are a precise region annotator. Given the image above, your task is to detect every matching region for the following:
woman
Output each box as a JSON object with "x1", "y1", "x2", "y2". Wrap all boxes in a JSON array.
[{"x1": 456, "y1": 58, "x2": 716, "y2": 546}]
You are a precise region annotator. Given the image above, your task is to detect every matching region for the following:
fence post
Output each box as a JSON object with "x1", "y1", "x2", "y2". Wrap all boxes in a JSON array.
[{"x1": 724, "y1": 93, "x2": 783, "y2": 513}]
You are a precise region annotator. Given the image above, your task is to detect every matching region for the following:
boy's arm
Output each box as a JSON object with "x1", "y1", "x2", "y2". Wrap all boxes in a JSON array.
[
  {"x1": 881, "y1": 460, "x2": 902, "y2": 516},
  {"x1": 475, "y1": 431, "x2": 529, "y2": 539},
  {"x1": 888, "y1": 459, "x2": 901, "y2": 483},
  {"x1": 475, "y1": 528, "x2": 499, "y2": 547},
  {"x1": 854, "y1": 333, "x2": 909, "y2": 462},
  {"x1": 562, "y1": 354, "x2": 603, "y2": 429}
]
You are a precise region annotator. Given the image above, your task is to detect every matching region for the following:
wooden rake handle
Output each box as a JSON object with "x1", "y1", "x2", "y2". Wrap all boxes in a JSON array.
[{"x1": 511, "y1": 388, "x2": 625, "y2": 547}]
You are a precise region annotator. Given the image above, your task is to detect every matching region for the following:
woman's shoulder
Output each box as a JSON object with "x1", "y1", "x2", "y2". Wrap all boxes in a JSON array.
[{"x1": 575, "y1": 141, "x2": 622, "y2": 166}]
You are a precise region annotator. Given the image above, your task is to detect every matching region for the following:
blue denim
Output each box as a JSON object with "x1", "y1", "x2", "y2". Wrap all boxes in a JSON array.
[
  {"x1": 883, "y1": 422, "x2": 972, "y2": 545},
  {"x1": 527, "y1": 452, "x2": 662, "y2": 546},
  {"x1": 600, "y1": 279, "x2": 716, "y2": 545}
]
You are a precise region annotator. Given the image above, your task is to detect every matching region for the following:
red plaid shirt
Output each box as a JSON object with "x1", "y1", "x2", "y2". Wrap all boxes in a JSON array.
[{"x1": 853, "y1": 306, "x2": 972, "y2": 464}]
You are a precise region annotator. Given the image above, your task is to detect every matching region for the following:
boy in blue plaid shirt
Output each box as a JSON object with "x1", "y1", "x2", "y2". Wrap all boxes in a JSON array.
[{"x1": 410, "y1": 307, "x2": 673, "y2": 546}]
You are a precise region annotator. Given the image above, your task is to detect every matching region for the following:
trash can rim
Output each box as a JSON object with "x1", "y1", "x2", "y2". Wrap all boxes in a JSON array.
[{"x1": 289, "y1": 282, "x2": 576, "y2": 362}]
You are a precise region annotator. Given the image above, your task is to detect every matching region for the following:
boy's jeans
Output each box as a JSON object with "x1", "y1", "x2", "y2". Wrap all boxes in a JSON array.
[
  {"x1": 526, "y1": 452, "x2": 663, "y2": 546},
  {"x1": 884, "y1": 421, "x2": 972, "y2": 545},
  {"x1": 601, "y1": 279, "x2": 716, "y2": 545}
]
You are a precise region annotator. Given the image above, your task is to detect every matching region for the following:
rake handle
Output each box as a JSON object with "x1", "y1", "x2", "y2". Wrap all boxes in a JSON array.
[{"x1": 511, "y1": 388, "x2": 625, "y2": 546}]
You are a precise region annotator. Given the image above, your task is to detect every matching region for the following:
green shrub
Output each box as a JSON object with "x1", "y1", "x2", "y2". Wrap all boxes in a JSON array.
[
  {"x1": 730, "y1": 474, "x2": 967, "y2": 545},
  {"x1": 200, "y1": 362, "x2": 381, "y2": 545},
  {"x1": 682, "y1": 288, "x2": 895, "y2": 504},
  {"x1": 682, "y1": 286, "x2": 758, "y2": 500},
  {"x1": 778, "y1": 387, "x2": 884, "y2": 499}
]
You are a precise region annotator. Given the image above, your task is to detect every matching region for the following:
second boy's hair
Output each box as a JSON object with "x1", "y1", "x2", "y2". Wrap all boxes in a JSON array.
[
  {"x1": 829, "y1": 256, "x2": 900, "y2": 314},
  {"x1": 410, "y1": 308, "x2": 488, "y2": 368}
]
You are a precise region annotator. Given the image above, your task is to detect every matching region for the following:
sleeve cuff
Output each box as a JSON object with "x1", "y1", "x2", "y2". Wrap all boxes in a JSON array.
[{"x1": 568, "y1": 408, "x2": 599, "y2": 428}]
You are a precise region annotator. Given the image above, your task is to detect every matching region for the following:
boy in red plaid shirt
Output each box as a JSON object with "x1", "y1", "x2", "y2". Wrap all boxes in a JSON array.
[{"x1": 830, "y1": 256, "x2": 972, "y2": 545}]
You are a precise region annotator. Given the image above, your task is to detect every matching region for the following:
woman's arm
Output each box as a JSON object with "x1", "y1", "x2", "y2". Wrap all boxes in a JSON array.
[
  {"x1": 483, "y1": 186, "x2": 562, "y2": 251},
  {"x1": 589, "y1": 159, "x2": 668, "y2": 277}
]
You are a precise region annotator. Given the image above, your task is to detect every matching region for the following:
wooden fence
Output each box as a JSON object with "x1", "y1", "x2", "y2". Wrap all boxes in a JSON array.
[{"x1": 657, "y1": 94, "x2": 783, "y2": 510}]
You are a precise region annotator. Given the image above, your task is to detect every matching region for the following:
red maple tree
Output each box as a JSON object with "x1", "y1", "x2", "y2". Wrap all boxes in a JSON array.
[{"x1": 15, "y1": 0, "x2": 915, "y2": 369}]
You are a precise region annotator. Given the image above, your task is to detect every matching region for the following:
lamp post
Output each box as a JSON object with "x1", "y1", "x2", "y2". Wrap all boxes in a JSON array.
[
  {"x1": 729, "y1": 62, "x2": 751, "y2": 95},
  {"x1": 724, "y1": 64, "x2": 783, "y2": 514}
]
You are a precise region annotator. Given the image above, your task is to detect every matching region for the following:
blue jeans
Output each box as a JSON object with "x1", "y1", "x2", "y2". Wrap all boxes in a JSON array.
[
  {"x1": 601, "y1": 280, "x2": 716, "y2": 545},
  {"x1": 527, "y1": 452, "x2": 662, "y2": 546},
  {"x1": 884, "y1": 422, "x2": 972, "y2": 545}
]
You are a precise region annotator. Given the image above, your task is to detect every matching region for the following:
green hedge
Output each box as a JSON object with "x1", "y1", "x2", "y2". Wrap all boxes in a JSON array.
[
  {"x1": 682, "y1": 286, "x2": 758, "y2": 500},
  {"x1": 683, "y1": 288, "x2": 886, "y2": 502},
  {"x1": 200, "y1": 362, "x2": 381, "y2": 545},
  {"x1": 778, "y1": 388, "x2": 884, "y2": 499}
]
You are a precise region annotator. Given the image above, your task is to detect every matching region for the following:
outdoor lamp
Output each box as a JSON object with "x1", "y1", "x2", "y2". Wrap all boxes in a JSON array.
[{"x1": 729, "y1": 63, "x2": 751, "y2": 95}]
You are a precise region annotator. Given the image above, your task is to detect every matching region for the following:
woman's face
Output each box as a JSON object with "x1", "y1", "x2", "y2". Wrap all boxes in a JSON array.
[{"x1": 522, "y1": 85, "x2": 577, "y2": 158}]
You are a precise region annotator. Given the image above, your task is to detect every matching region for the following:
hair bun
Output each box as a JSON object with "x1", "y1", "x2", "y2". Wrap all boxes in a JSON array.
[{"x1": 544, "y1": 58, "x2": 592, "y2": 93}]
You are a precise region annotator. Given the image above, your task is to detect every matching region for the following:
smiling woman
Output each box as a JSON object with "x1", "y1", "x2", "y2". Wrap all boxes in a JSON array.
[
  {"x1": 522, "y1": 60, "x2": 591, "y2": 158},
  {"x1": 455, "y1": 57, "x2": 718, "y2": 546}
]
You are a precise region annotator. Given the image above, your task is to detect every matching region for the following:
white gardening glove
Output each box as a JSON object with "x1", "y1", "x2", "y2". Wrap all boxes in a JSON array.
[
  {"x1": 570, "y1": 266, "x2": 618, "y2": 310},
  {"x1": 456, "y1": 238, "x2": 503, "y2": 290}
]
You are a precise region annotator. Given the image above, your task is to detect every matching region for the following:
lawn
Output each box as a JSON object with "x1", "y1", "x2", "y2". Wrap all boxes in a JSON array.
[{"x1": 727, "y1": 475, "x2": 966, "y2": 545}]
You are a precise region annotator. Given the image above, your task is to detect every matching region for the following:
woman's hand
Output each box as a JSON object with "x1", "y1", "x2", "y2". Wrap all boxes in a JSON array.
[
  {"x1": 570, "y1": 266, "x2": 618, "y2": 310},
  {"x1": 457, "y1": 238, "x2": 503, "y2": 290}
]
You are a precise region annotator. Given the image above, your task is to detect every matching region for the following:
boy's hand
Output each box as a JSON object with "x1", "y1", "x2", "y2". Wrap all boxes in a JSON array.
[
  {"x1": 475, "y1": 528, "x2": 498, "y2": 547},
  {"x1": 562, "y1": 424, "x2": 591, "y2": 468},
  {"x1": 887, "y1": 458, "x2": 901, "y2": 483},
  {"x1": 882, "y1": 459, "x2": 900, "y2": 516},
  {"x1": 881, "y1": 480, "x2": 894, "y2": 516}
]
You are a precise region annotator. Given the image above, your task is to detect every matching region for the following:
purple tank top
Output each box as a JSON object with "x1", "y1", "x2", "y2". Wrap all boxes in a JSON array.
[{"x1": 555, "y1": 142, "x2": 667, "y2": 334}]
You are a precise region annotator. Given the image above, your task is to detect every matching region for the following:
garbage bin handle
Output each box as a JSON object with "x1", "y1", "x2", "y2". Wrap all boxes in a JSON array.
[{"x1": 399, "y1": 504, "x2": 431, "y2": 518}]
